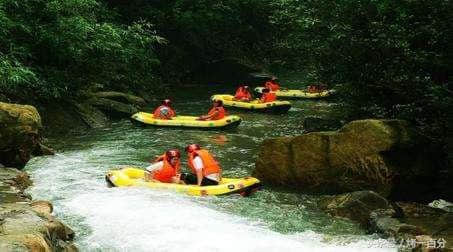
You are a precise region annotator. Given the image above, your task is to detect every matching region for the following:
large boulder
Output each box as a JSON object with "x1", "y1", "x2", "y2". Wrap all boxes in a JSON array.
[
  {"x1": 254, "y1": 119, "x2": 441, "y2": 201},
  {"x1": 0, "y1": 102, "x2": 53, "y2": 168},
  {"x1": 92, "y1": 91, "x2": 146, "y2": 107},
  {"x1": 38, "y1": 91, "x2": 146, "y2": 134}
]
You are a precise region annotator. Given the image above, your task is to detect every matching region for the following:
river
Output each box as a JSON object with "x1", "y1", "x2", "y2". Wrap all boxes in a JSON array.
[{"x1": 24, "y1": 84, "x2": 396, "y2": 251}]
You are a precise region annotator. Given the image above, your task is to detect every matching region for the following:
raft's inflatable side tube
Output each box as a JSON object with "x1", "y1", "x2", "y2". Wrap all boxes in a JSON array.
[
  {"x1": 131, "y1": 113, "x2": 241, "y2": 129},
  {"x1": 105, "y1": 167, "x2": 261, "y2": 197},
  {"x1": 254, "y1": 87, "x2": 332, "y2": 99},
  {"x1": 211, "y1": 94, "x2": 291, "y2": 114}
]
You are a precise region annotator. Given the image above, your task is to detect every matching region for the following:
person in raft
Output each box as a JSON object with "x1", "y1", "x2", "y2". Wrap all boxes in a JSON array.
[
  {"x1": 153, "y1": 99, "x2": 176, "y2": 119},
  {"x1": 260, "y1": 88, "x2": 277, "y2": 103},
  {"x1": 264, "y1": 76, "x2": 280, "y2": 91},
  {"x1": 197, "y1": 99, "x2": 227, "y2": 121},
  {"x1": 145, "y1": 149, "x2": 183, "y2": 184},
  {"x1": 234, "y1": 85, "x2": 252, "y2": 101},
  {"x1": 181, "y1": 144, "x2": 222, "y2": 186},
  {"x1": 307, "y1": 83, "x2": 327, "y2": 93}
]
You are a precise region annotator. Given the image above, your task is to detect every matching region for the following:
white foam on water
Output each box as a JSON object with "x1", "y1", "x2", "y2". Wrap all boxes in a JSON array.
[
  {"x1": 62, "y1": 187, "x2": 395, "y2": 252},
  {"x1": 27, "y1": 149, "x2": 397, "y2": 252}
]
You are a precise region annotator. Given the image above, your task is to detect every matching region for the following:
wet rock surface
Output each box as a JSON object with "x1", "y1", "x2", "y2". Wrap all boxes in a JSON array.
[
  {"x1": 317, "y1": 191, "x2": 453, "y2": 250},
  {"x1": 0, "y1": 102, "x2": 53, "y2": 168},
  {"x1": 38, "y1": 91, "x2": 146, "y2": 134},
  {"x1": 254, "y1": 119, "x2": 442, "y2": 201},
  {"x1": 0, "y1": 167, "x2": 77, "y2": 251},
  {"x1": 318, "y1": 190, "x2": 394, "y2": 227}
]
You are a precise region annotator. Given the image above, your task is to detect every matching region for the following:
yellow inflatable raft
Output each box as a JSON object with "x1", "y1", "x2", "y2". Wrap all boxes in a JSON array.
[
  {"x1": 105, "y1": 167, "x2": 261, "y2": 196},
  {"x1": 130, "y1": 112, "x2": 241, "y2": 129},
  {"x1": 254, "y1": 87, "x2": 332, "y2": 99},
  {"x1": 211, "y1": 94, "x2": 291, "y2": 114}
]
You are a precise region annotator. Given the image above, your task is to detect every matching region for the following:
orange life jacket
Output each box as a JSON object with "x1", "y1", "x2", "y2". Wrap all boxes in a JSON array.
[
  {"x1": 207, "y1": 106, "x2": 226, "y2": 120},
  {"x1": 188, "y1": 149, "x2": 221, "y2": 177},
  {"x1": 153, "y1": 105, "x2": 176, "y2": 119},
  {"x1": 154, "y1": 154, "x2": 180, "y2": 174},
  {"x1": 307, "y1": 85, "x2": 318, "y2": 93},
  {"x1": 260, "y1": 92, "x2": 276, "y2": 103},
  {"x1": 265, "y1": 81, "x2": 280, "y2": 91},
  {"x1": 234, "y1": 87, "x2": 252, "y2": 100},
  {"x1": 152, "y1": 155, "x2": 179, "y2": 183}
]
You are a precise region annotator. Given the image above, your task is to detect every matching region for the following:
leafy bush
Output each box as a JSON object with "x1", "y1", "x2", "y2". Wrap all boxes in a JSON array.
[{"x1": 0, "y1": 0, "x2": 163, "y2": 100}]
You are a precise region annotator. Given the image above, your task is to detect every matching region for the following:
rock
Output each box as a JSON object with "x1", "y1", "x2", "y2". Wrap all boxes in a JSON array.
[
  {"x1": 87, "y1": 97, "x2": 139, "y2": 118},
  {"x1": 31, "y1": 200, "x2": 53, "y2": 216},
  {"x1": 33, "y1": 143, "x2": 55, "y2": 156},
  {"x1": 254, "y1": 119, "x2": 441, "y2": 201},
  {"x1": 303, "y1": 116, "x2": 342, "y2": 132},
  {"x1": 72, "y1": 102, "x2": 109, "y2": 128},
  {"x1": 0, "y1": 234, "x2": 51, "y2": 251},
  {"x1": 93, "y1": 91, "x2": 146, "y2": 107},
  {"x1": 0, "y1": 203, "x2": 76, "y2": 251},
  {"x1": 396, "y1": 202, "x2": 453, "y2": 241},
  {"x1": 0, "y1": 102, "x2": 43, "y2": 168},
  {"x1": 318, "y1": 190, "x2": 395, "y2": 227},
  {"x1": 369, "y1": 209, "x2": 424, "y2": 240},
  {"x1": 316, "y1": 191, "x2": 450, "y2": 247},
  {"x1": 0, "y1": 168, "x2": 32, "y2": 203}
]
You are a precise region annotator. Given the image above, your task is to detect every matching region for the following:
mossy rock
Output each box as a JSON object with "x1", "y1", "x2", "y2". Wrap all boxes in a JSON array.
[
  {"x1": 254, "y1": 119, "x2": 440, "y2": 200},
  {"x1": 0, "y1": 102, "x2": 42, "y2": 168}
]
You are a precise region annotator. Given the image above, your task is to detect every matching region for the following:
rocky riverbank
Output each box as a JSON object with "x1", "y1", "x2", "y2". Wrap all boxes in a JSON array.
[
  {"x1": 0, "y1": 102, "x2": 77, "y2": 251},
  {"x1": 0, "y1": 168, "x2": 76, "y2": 251},
  {"x1": 33, "y1": 91, "x2": 147, "y2": 135},
  {"x1": 254, "y1": 119, "x2": 452, "y2": 250}
]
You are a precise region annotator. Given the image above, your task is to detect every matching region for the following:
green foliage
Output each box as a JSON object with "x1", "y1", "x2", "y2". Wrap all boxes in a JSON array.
[
  {"x1": 267, "y1": 0, "x2": 452, "y2": 142},
  {"x1": 111, "y1": 0, "x2": 277, "y2": 80},
  {"x1": 0, "y1": 0, "x2": 163, "y2": 100},
  {"x1": 0, "y1": 0, "x2": 451, "y2": 148}
]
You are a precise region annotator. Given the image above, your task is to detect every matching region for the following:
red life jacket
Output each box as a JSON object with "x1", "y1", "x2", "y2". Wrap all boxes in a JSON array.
[
  {"x1": 260, "y1": 92, "x2": 276, "y2": 103},
  {"x1": 187, "y1": 149, "x2": 221, "y2": 177},
  {"x1": 207, "y1": 106, "x2": 226, "y2": 120},
  {"x1": 152, "y1": 156, "x2": 179, "y2": 183},
  {"x1": 153, "y1": 105, "x2": 176, "y2": 119},
  {"x1": 234, "y1": 87, "x2": 252, "y2": 100},
  {"x1": 265, "y1": 81, "x2": 280, "y2": 91}
]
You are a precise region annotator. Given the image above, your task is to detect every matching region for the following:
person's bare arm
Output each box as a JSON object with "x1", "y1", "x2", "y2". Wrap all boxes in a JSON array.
[
  {"x1": 196, "y1": 169, "x2": 203, "y2": 186},
  {"x1": 198, "y1": 110, "x2": 218, "y2": 120}
]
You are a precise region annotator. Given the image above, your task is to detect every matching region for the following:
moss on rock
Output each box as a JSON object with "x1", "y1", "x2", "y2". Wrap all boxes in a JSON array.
[{"x1": 254, "y1": 119, "x2": 440, "y2": 200}]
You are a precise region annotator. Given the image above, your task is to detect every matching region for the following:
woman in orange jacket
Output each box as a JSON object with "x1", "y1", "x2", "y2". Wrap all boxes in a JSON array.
[
  {"x1": 198, "y1": 100, "x2": 227, "y2": 120},
  {"x1": 145, "y1": 149, "x2": 183, "y2": 184}
]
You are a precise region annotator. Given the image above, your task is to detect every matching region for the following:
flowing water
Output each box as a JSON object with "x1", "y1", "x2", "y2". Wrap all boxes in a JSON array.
[{"x1": 25, "y1": 85, "x2": 396, "y2": 251}]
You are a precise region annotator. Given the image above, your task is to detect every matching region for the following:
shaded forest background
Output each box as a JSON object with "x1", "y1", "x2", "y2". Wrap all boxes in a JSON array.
[{"x1": 0, "y1": 0, "x2": 451, "y2": 160}]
